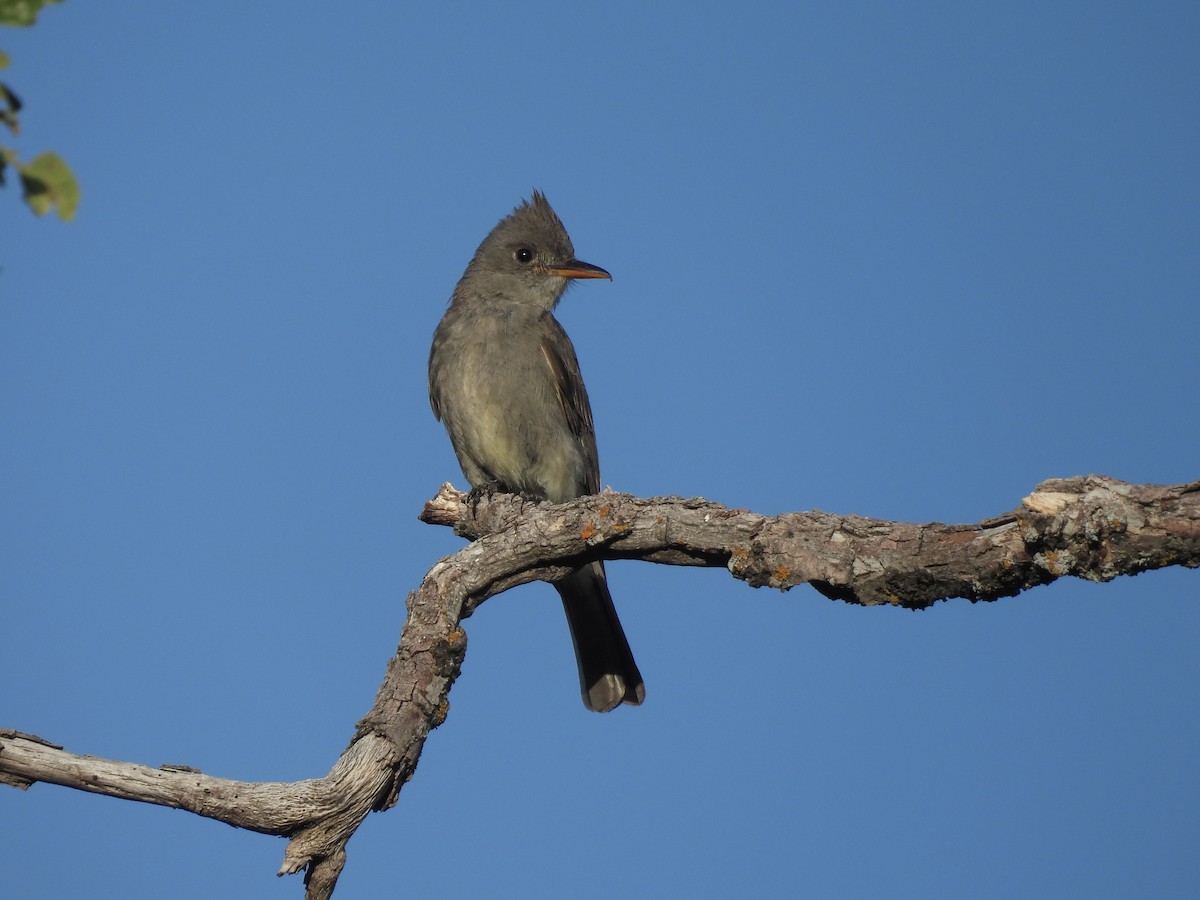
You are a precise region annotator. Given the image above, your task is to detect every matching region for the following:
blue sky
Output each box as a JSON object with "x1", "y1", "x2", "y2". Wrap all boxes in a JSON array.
[{"x1": 2, "y1": 3, "x2": 1197, "y2": 898}]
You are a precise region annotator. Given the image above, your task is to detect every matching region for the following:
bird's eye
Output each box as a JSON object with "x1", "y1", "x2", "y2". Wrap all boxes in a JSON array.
[{"x1": 514, "y1": 247, "x2": 534, "y2": 264}]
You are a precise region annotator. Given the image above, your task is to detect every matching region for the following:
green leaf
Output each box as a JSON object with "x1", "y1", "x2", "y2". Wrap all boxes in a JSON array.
[
  {"x1": 1, "y1": 79, "x2": 19, "y2": 134},
  {"x1": 0, "y1": 0, "x2": 64, "y2": 28},
  {"x1": 16, "y1": 149, "x2": 77, "y2": 220}
]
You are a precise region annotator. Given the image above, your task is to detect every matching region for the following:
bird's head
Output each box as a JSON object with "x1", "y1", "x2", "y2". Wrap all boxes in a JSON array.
[{"x1": 460, "y1": 191, "x2": 610, "y2": 310}]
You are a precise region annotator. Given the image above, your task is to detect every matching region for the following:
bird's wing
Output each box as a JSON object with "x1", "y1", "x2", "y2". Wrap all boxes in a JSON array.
[
  {"x1": 428, "y1": 323, "x2": 445, "y2": 422},
  {"x1": 539, "y1": 312, "x2": 601, "y2": 493}
]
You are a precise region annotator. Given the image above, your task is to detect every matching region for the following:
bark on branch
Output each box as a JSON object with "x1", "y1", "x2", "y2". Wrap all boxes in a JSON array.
[
  {"x1": 2, "y1": 475, "x2": 1196, "y2": 898},
  {"x1": 420, "y1": 474, "x2": 1199, "y2": 609}
]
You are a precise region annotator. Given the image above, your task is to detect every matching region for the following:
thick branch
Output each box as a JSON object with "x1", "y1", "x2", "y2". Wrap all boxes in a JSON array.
[
  {"x1": 419, "y1": 474, "x2": 1200, "y2": 610},
  {"x1": 0, "y1": 729, "x2": 395, "y2": 835},
  {"x1": 3, "y1": 474, "x2": 1195, "y2": 898}
]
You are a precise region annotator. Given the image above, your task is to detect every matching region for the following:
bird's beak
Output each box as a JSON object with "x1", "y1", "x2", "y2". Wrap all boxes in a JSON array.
[{"x1": 549, "y1": 259, "x2": 611, "y2": 280}]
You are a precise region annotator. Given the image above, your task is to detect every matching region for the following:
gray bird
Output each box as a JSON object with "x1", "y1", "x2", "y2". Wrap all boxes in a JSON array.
[{"x1": 428, "y1": 192, "x2": 644, "y2": 712}]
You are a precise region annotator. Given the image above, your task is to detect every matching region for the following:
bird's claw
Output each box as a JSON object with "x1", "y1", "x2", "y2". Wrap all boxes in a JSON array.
[{"x1": 466, "y1": 480, "x2": 503, "y2": 513}]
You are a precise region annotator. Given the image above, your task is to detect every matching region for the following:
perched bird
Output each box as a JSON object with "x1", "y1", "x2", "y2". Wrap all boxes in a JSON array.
[{"x1": 428, "y1": 192, "x2": 644, "y2": 712}]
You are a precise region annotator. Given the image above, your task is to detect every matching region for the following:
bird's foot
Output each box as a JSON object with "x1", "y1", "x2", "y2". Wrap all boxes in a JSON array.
[
  {"x1": 465, "y1": 481, "x2": 547, "y2": 515},
  {"x1": 466, "y1": 480, "x2": 504, "y2": 513}
]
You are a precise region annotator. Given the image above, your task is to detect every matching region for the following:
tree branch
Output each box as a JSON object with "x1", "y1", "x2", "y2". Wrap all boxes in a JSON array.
[
  {"x1": 3, "y1": 474, "x2": 1195, "y2": 897},
  {"x1": 419, "y1": 474, "x2": 1200, "y2": 610}
]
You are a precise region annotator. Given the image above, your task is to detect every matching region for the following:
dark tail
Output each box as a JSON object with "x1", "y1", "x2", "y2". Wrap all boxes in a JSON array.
[{"x1": 555, "y1": 561, "x2": 645, "y2": 712}]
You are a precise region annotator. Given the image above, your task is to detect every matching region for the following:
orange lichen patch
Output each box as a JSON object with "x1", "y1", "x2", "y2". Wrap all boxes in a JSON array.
[
  {"x1": 1042, "y1": 549, "x2": 1060, "y2": 574},
  {"x1": 431, "y1": 699, "x2": 451, "y2": 727},
  {"x1": 728, "y1": 546, "x2": 751, "y2": 574},
  {"x1": 943, "y1": 530, "x2": 977, "y2": 544},
  {"x1": 773, "y1": 566, "x2": 791, "y2": 583},
  {"x1": 581, "y1": 523, "x2": 597, "y2": 540},
  {"x1": 598, "y1": 504, "x2": 611, "y2": 516},
  {"x1": 447, "y1": 627, "x2": 466, "y2": 647}
]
